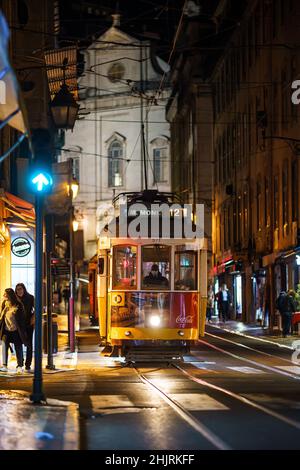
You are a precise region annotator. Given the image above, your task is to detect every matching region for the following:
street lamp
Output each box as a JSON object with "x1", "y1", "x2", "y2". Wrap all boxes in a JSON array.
[{"x1": 50, "y1": 59, "x2": 79, "y2": 130}]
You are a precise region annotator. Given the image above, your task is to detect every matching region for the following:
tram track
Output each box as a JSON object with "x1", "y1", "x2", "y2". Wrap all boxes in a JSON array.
[
  {"x1": 133, "y1": 366, "x2": 232, "y2": 450},
  {"x1": 196, "y1": 335, "x2": 300, "y2": 381},
  {"x1": 132, "y1": 357, "x2": 300, "y2": 450},
  {"x1": 173, "y1": 362, "x2": 300, "y2": 433},
  {"x1": 205, "y1": 328, "x2": 297, "y2": 363}
]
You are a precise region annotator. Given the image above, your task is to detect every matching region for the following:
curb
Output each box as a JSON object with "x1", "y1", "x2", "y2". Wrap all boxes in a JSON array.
[
  {"x1": 209, "y1": 323, "x2": 296, "y2": 350},
  {"x1": 46, "y1": 398, "x2": 80, "y2": 450}
]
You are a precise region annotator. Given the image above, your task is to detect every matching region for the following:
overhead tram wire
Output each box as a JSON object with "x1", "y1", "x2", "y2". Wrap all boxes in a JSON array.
[{"x1": 125, "y1": 0, "x2": 187, "y2": 173}]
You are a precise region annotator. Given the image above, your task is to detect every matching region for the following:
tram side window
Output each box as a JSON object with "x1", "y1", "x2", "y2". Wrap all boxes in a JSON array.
[
  {"x1": 142, "y1": 245, "x2": 170, "y2": 290},
  {"x1": 175, "y1": 251, "x2": 197, "y2": 291},
  {"x1": 112, "y1": 246, "x2": 137, "y2": 289}
]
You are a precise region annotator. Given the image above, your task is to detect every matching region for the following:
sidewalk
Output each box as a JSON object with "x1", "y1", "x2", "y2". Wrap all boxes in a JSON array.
[
  {"x1": 0, "y1": 390, "x2": 79, "y2": 450},
  {"x1": 0, "y1": 326, "x2": 80, "y2": 449},
  {"x1": 208, "y1": 318, "x2": 300, "y2": 350}
]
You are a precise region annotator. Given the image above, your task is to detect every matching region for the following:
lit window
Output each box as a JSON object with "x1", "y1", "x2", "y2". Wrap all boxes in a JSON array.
[
  {"x1": 108, "y1": 140, "x2": 123, "y2": 187},
  {"x1": 142, "y1": 245, "x2": 170, "y2": 290},
  {"x1": 112, "y1": 245, "x2": 137, "y2": 290},
  {"x1": 153, "y1": 147, "x2": 168, "y2": 183},
  {"x1": 175, "y1": 251, "x2": 197, "y2": 291}
]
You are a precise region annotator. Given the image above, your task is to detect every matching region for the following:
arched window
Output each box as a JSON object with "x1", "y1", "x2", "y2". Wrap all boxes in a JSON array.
[
  {"x1": 108, "y1": 140, "x2": 123, "y2": 187},
  {"x1": 153, "y1": 147, "x2": 167, "y2": 183}
]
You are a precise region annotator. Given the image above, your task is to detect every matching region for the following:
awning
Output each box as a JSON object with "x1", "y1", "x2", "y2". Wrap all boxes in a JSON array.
[
  {"x1": 0, "y1": 189, "x2": 35, "y2": 227},
  {"x1": 0, "y1": 12, "x2": 30, "y2": 163}
]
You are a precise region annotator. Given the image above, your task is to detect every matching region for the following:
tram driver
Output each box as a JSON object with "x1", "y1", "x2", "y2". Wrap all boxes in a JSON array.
[{"x1": 143, "y1": 264, "x2": 169, "y2": 288}]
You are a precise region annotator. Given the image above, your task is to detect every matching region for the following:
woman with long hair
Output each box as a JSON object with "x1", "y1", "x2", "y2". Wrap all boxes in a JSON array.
[
  {"x1": 0, "y1": 288, "x2": 28, "y2": 373},
  {"x1": 15, "y1": 283, "x2": 34, "y2": 372}
]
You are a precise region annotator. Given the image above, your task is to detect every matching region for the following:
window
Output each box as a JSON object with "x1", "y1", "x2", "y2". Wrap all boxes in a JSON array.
[
  {"x1": 108, "y1": 140, "x2": 123, "y2": 187},
  {"x1": 282, "y1": 162, "x2": 288, "y2": 228},
  {"x1": 292, "y1": 160, "x2": 298, "y2": 221},
  {"x1": 175, "y1": 251, "x2": 197, "y2": 291},
  {"x1": 153, "y1": 147, "x2": 168, "y2": 183},
  {"x1": 238, "y1": 196, "x2": 242, "y2": 240},
  {"x1": 257, "y1": 181, "x2": 261, "y2": 230},
  {"x1": 274, "y1": 175, "x2": 279, "y2": 228},
  {"x1": 141, "y1": 245, "x2": 170, "y2": 290},
  {"x1": 265, "y1": 177, "x2": 269, "y2": 227},
  {"x1": 112, "y1": 245, "x2": 137, "y2": 290},
  {"x1": 243, "y1": 192, "x2": 248, "y2": 239},
  {"x1": 107, "y1": 63, "x2": 125, "y2": 83},
  {"x1": 72, "y1": 157, "x2": 80, "y2": 182}
]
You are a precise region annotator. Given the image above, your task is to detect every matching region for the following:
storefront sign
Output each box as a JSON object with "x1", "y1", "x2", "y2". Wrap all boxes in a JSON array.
[{"x1": 11, "y1": 237, "x2": 31, "y2": 257}]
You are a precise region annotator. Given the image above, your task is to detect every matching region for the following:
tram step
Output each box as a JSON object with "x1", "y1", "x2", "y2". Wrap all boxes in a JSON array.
[{"x1": 125, "y1": 347, "x2": 183, "y2": 363}]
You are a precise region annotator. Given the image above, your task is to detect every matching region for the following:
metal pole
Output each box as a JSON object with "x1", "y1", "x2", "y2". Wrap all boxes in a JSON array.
[
  {"x1": 31, "y1": 195, "x2": 45, "y2": 403},
  {"x1": 45, "y1": 215, "x2": 55, "y2": 369},
  {"x1": 69, "y1": 201, "x2": 75, "y2": 352},
  {"x1": 46, "y1": 250, "x2": 54, "y2": 368}
]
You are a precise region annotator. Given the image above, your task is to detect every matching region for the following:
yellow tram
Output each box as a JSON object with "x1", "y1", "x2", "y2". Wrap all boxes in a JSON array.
[{"x1": 93, "y1": 190, "x2": 207, "y2": 359}]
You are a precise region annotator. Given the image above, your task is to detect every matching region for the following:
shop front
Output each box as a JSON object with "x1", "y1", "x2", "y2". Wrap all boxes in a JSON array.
[
  {"x1": 0, "y1": 190, "x2": 35, "y2": 296},
  {"x1": 0, "y1": 200, "x2": 11, "y2": 296}
]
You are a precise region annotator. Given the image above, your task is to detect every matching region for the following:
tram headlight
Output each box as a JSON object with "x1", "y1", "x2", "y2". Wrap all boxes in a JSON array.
[{"x1": 149, "y1": 315, "x2": 161, "y2": 327}]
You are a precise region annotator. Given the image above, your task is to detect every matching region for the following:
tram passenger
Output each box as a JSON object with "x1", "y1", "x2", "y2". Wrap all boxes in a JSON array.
[{"x1": 143, "y1": 264, "x2": 169, "y2": 288}]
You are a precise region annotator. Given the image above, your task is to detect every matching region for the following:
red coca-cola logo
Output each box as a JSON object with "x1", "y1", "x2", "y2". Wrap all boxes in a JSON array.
[{"x1": 176, "y1": 315, "x2": 193, "y2": 324}]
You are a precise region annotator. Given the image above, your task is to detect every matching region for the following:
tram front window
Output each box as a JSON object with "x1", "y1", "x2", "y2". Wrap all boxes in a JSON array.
[
  {"x1": 142, "y1": 245, "x2": 170, "y2": 290},
  {"x1": 113, "y1": 245, "x2": 137, "y2": 289},
  {"x1": 175, "y1": 251, "x2": 197, "y2": 291}
]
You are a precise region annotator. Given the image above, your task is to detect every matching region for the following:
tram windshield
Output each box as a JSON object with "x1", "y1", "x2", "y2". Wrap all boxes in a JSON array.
[
  {"x1": 113, "y1": 245, "x2": 137, "y2": 289},
  {"x1": 175, "y1": 251, "x2": 197, "y2": 291},
  {"x1": 142, "y1": 245, "x2": 170, "y2": 290}
]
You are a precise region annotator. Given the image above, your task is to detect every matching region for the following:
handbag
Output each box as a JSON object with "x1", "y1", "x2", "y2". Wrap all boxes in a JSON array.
[{"x1": 0, "y1": 312, "x2": 6, "y2": 339}]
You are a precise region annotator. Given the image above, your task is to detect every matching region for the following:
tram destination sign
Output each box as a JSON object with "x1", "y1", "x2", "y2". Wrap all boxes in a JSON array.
[{"x1": 112, "y1": 203, "x2": 205, "y2": 240}]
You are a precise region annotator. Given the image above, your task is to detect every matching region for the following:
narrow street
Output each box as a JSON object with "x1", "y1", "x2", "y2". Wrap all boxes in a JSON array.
[{"x1": 1, "y1": 326, "x2": 300, "y2": 450}]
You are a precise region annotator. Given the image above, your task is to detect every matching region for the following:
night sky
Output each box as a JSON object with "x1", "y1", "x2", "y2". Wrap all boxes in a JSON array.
[{"x1": 59, "y1": 0, "x2": 185, "y2": 58}]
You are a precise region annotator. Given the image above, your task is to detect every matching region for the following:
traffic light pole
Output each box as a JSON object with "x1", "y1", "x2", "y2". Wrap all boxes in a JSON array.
[
  {"x1": 31, "y1": 194, "x2": 46, "y2": 403},
  {"x1": 69, "y1": 201, "x2": 75, "y2": 352}
]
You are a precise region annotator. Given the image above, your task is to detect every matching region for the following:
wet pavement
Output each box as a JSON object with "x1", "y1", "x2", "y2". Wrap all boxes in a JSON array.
[
  {"x1": 0, "y1": 390, "x2": 78, "y2": 450},
  {"x1": 209, "y1": 318, "x2": 300, "y2": 349},
  {"x1": 1, "y1": 324, "x2": 300, "y2": 450}
]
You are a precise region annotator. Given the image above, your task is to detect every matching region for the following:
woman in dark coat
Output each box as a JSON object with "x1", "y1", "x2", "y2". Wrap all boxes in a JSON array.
[
  {"x1": 15, "y1": 283, "x2": 34, "y2": 371},
  {"x1": 0, "y1": 288, "x2": 28, "y2": 373}
]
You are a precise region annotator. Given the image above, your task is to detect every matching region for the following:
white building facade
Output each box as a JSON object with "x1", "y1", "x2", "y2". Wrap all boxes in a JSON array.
[{"x1": 60, "y1": 16, "x2": 171, "y2": 262}]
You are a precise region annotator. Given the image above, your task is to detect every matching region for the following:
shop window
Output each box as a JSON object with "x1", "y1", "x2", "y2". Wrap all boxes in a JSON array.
[
  {"x1": 112, "y1": 245, "x2": 137, "y2": 290},
  {"x1": 141, "y1": 245, "x2": 170, "y2": 290},
  {"x1": 175, "y1": 251, "x2": 197, "y2": 291}
]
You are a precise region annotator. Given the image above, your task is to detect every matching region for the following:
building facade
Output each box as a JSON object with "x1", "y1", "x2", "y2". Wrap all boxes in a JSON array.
[
  {"x1": 211, "y1": 0, "x2": 300, "y2": 327},
  {"x1": 60, "y1": 15, "x2": 171, "y2": 262},
  {"x1": 0, "y1": 0, "x2": 56, "y2": 295}
]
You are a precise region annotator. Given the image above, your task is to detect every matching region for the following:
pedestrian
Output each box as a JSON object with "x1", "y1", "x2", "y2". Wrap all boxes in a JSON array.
[
  {"x1": 275, "y1": 290, "x2": 296, "y2": 337},
  {"x1": 218, "y1": 283, "x2": 232, "y2": 322},
  {"x1": 15, "y1": 283, "x2": 34, "y2": 372},
  {"x1": 62, "y1": 285, "x2": 70, "y2": 313},
  {"x1": 0, "y1": 288, "x2": 28, "y2": 373},
  {"x1": 206, "y1": 285, "x2": 214, "y2": 322}
]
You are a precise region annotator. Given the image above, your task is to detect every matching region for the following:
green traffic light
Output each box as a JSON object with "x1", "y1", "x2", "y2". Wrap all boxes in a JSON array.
[{"x1": 31, "y1": 172, "x2": 53, "y2": 192}]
